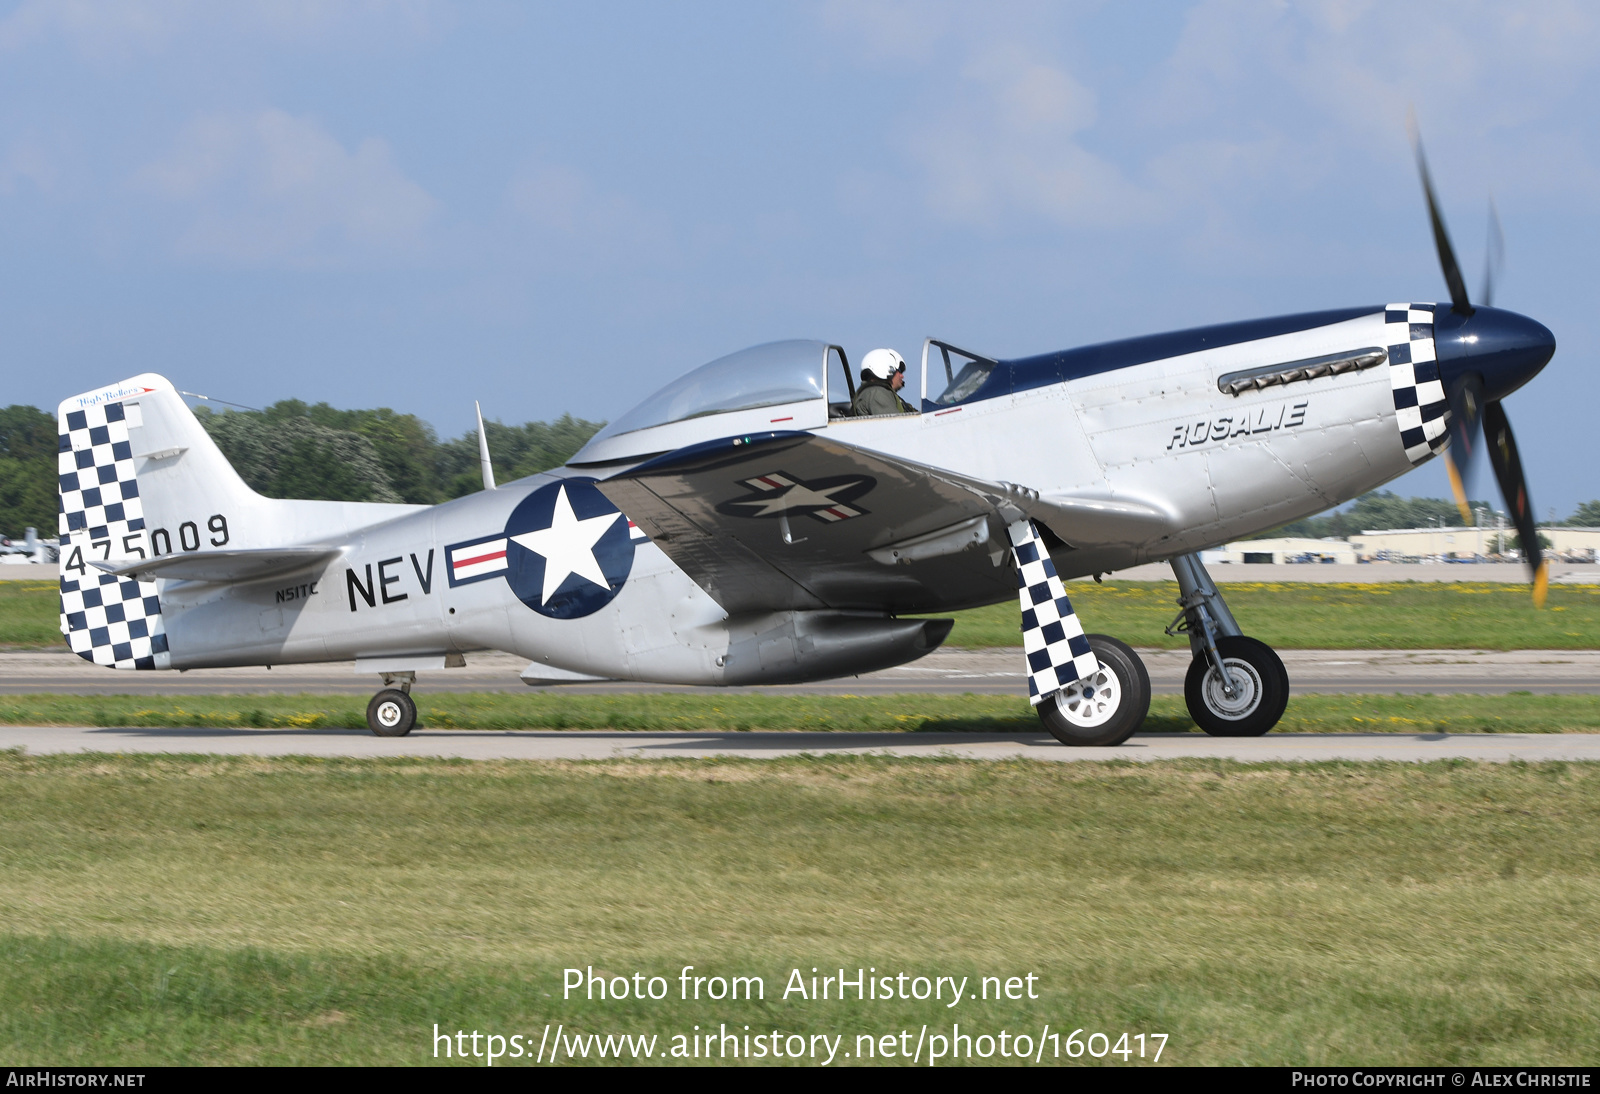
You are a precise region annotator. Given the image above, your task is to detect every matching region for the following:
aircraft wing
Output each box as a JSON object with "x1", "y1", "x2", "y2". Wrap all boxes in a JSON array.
[{"x1": 597, "y1": 431, "x2": 1027, "y2": 614}]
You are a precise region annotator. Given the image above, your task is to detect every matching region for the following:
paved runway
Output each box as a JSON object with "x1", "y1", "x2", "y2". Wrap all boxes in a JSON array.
[
  {"x1": 2, "y1": 724, "x2": 1596, "y2": 762},
  {"x1": 4, "y1": 647, "x2": 1598, "y2": 696}
]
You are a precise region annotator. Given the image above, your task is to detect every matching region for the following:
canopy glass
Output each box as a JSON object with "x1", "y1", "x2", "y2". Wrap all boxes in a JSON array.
[{"x1": 585, "y1": 339, "x2": 829, "y2": 445}]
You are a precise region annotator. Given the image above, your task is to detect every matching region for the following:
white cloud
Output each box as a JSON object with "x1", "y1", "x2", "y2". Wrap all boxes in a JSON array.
[
  {"x1": 832, "y1": 0, "x2": 1600, "y2": 245},
  {"x1": 910, "y1": 46, "x2": 1157, "y2": 230},
  {"x1": 508, "y1": 164, "x2": 602, "y2": 235},
  {"x1": 818, "y1": 0, "x2": 955, "y2": 62},
  {"x1": 817, "y1": 4, "x2": 1165, "y2": 230},
  {"x1": 0, "y1": 0, "x2": 445, "y2": 62},
  {"x1": 0, "y1": 0, "x2": 191, "y2": 59},
  {"x1": 136, "y1": 109, "x2": 435, "y2": 265},
  {"x1": 1143, "y1": 1, "x2": 1600, "y2": 161}
]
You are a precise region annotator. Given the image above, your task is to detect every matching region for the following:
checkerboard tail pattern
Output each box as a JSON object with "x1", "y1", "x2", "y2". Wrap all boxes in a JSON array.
[
  {"x1": 1386, "y1": 303, "x2": 1448, "y2": 464},
  {"x1": 1007, "y1": 518, "x2": 1099, "y2": 705},
  {"x1": 57, "y1": 399, "x2": 170, "y2": 669}
]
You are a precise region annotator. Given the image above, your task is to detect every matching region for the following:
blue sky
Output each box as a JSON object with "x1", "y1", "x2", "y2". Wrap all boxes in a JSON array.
[{"x1": 2, "y1": 1, "x2": 1596, "y2": 516}]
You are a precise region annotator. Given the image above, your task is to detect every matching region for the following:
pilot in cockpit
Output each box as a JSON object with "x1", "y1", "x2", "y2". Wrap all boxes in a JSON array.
[{"x1": 850, "y1": 349, "x2": 917, "y2": 417}]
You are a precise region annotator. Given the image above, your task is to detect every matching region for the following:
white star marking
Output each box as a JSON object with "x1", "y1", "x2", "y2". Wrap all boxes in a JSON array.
[
  {"x1": 731, "y1": 480, "x2": 860, "y2": 517},
  {"x1": 510, "y1": 485, "x2": 621, "y2": 604}
]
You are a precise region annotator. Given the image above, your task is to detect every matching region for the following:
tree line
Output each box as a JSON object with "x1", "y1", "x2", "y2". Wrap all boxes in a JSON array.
[
  {"x1": 0, "y1": 400, "x2": 604, "y2": 536},
  {"x1": 192, "y1": 400, "x2": 604, "y2": 505},
  {"x1": 1, "y1": 400, "x2": 1597, "y2": 537}
]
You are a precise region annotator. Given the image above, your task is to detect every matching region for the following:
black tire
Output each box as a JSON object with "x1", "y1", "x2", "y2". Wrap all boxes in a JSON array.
[
  {"x1": 367, "y1": 689, "x2": 417, "y2": 737},
  {"x1": 1184, "y1": 635, "x2": 1289, "y2": 737},
  {"x1": 1036, "y1": 634, "x2": 1151, "y2": 747}
]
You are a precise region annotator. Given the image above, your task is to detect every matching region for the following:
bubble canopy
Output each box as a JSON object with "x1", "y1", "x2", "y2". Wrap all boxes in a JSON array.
[{"x1": 573, "y1": 340, "x2": 831, "y2": 464}]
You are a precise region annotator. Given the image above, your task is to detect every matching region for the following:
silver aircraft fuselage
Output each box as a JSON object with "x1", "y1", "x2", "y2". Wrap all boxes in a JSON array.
[{"x1": 82, "y1": 299, "x2": 1552, "y2": 687}]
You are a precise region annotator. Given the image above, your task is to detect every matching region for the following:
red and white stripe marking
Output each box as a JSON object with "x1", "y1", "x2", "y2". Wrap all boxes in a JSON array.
[
  {"x1": 449, "y1": 538, "x2": 509, "y2": 581},
  {"x1": 813, "y1": 505, "x2": 860, "y2": 522},
  {"x1": 627, "y1": 520, "x2": 649, "y2": 542}
]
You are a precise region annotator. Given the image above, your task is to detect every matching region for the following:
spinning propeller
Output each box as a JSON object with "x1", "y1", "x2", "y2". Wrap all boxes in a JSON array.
[{"x1": 1408, "y1": 118, "x2": 1553, "y2": 606}]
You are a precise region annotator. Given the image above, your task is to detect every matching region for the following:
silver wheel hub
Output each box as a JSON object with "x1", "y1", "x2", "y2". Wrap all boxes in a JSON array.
[
  {"x1": 1053, "y1": 661, "x2": 1121, "y2": 729},
  {"x1": 376, "y1": 700, "x2": 404, "y2": 727},
  {"x1": 1201, "y1": 658, "x2": 1263, "y2": 719}
]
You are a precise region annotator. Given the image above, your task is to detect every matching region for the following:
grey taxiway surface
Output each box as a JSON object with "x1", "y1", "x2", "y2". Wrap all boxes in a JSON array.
[
  {"x1": 3, "y1": 645, "x2": 1597, "y2": 762},
  {"x1": 2, "y1": 724, "x2": 1597, "y2": 762},
  {"x1": 4, "y1": 646, "x2": 1598, "y2": 696}
]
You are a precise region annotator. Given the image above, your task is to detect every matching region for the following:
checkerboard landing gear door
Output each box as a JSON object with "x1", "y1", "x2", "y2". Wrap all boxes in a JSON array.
[
  {"x1": 57, "y1": 397, "x2": 170, "y2": 669},
  {"x1": 1005, "y1": 518, "x2": 1098, "y2": 705}
]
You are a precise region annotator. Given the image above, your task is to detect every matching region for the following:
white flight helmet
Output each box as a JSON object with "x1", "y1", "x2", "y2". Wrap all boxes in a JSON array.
[{"x1": 861, "y1": 348, "x2": 906, "y2": 381}]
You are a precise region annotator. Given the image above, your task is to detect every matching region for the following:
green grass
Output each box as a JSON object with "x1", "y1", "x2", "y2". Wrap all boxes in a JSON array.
[
  {"x1": 0, "y1": 579, "x2": 56, "y2": 647},
  {"x1": 931, "y1": 580, "x2": 1600, "y2": 649},
  {"x1": 2, "y1": 690, "x2": 1600, "y2": 734},
  {"x1": 3, "y1": 579, "x2": 1598, "y2": 649},
  {"x1": 1, "y1": 754, "x2": 1597, "y2": 1065}
]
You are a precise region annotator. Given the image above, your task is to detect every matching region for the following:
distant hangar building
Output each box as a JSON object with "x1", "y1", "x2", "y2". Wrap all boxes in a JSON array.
[{"x1": 1207, "y1": 527, "x2": 1600, "y2": 564}]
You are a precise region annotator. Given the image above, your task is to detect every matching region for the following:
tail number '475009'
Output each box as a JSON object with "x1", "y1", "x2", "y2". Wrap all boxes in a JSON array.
[{"x1": 62, "y1": 513, "x2": 230, "y2": 576}]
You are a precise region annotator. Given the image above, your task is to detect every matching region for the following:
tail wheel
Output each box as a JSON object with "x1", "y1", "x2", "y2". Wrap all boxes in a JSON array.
[
  {"x1": 367, "y1": 689, "x2": 417, "y2": 737},
  {"x1": 1036, "y1": 634, "x2": 1151, "y2": 747},
  {"x1": 1184, "y1": 636, "x2": 1289, "y2": 737}
]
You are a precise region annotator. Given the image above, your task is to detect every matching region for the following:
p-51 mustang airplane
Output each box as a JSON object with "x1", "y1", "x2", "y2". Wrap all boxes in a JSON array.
[{"x1": 55, "y1": 137, "x2": 1554, "y2": 745}]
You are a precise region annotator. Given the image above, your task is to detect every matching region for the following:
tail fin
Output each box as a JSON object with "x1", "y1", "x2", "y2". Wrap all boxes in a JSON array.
[
  {"x1": 57, "y1": 374, "x2": 283, "y2": 667},
  {"x1": 57, "y1": 374, "x2": 424, "y2": 668},
  {"x1": 57, "y1": 377, "x2": 181, "y2": 667}
]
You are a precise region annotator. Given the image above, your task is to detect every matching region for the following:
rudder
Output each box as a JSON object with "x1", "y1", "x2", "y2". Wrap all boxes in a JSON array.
[{"x1": 57, "y1": 379, "x2": 171, "y2": 668}]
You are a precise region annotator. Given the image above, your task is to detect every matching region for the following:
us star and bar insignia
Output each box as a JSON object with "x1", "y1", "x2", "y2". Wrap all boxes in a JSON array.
[{"x1": 715, "y1": 471, "x2": 875, "y2": 524}]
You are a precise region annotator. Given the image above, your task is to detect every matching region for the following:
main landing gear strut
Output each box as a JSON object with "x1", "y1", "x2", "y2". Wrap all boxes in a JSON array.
[
  {"x1": 1166, "y1": 553, "x2": 1289, "y2": 736},
  {"x1": 1029, "y1": 549, "x2": 1286, "y2": 746},
  {"x1": 367, "y1": 672, "x2": 418, "y2": 737}
]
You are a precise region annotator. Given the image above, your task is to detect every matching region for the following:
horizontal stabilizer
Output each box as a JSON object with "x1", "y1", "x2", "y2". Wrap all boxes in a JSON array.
[{"x1": 91, "y1": 546, "x2": 342, "y2": 585}]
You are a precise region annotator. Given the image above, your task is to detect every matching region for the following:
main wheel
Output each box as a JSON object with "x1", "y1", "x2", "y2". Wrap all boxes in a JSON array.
[
  {"x1": 367, "y1": 689, "x2": 417, "y2": 737},
  {"x1": 1036, "y1": 634, "x2": 1151, "y2": 747},
  {"x1": 1183, "y1": 635, "x2": 1288, "y2": 737}
]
